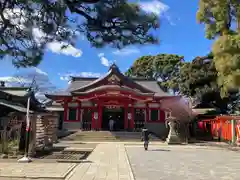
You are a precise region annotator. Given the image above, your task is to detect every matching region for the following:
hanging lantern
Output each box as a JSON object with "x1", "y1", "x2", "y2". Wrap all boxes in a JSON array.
[
  {"x1": 94, "y1": 112, "x2": 98, "y2": 119},
  {"x1": 128, "y1": 113, "x2": 131, "y2": 120}
]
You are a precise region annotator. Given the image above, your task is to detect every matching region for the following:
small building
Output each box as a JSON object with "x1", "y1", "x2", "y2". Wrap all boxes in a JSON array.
[
  {"x1": 45, "y1": 64, "x2": 180, "y2": 136},
  {"x1": 44, "y1": 100, "x2": 64, "y2": 130},
  {"x1": 0, "y1": 82, "x2": 58, "y2": 155},
  {"x1": 0, "y1": 84, "x2": 44, "y2": 126}
]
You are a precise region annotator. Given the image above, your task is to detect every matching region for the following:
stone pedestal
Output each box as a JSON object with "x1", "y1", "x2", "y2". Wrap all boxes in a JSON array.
[{"x1": 166, "y1": 121, "x2": 181, "y2": 144}]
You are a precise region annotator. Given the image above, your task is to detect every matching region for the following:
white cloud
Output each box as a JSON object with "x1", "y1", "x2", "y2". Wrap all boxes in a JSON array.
[
  {"x1": 0, "y1": 68, "x2": 48, "y2": 86},
  {"x1": 32, "y1": 27, "x2": 83, "y2": 57},
  {"x1": 47, "y1": 41, "x2": 82, "y2": 57},
  {"x1": 32, "y1": 28, "x2": 46, "y2": 44},
  {"x1": 2, "y1": 8, "x2": 26, "y2": 30},
  {"x1": 59, "y1": 72, "x2": 102, "y2": 81},
  {"x1": 98, "y1": 52, "x2": 111, "y2": 67},
  {"x1": 113, "y1": 48, "x2": 140, "y2": 56},
  {"x1": 32, "y1": 28, "x2": 82, "y2": 57},
  {"x1": 139, "y1": 0, "x2": 169, "y2": 16},
  {"x1": 34, "y1": 67, "x2": 48, "y2": 76},
  {"x1": 139, "y1": 0, "x2": 176, "y2": 26},
  {"x1": 1, "y1": 9, "x2": 83, "y2": 58},
  {"x1": 98, "y1": 53, "x2": 105, "y2": 57},
  {"x1": 100, "y1": 56, "x2": 110, "y2": 67}
]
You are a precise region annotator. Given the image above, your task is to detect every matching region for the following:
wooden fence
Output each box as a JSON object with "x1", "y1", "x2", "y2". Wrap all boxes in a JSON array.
[{"x1": 196, "y1": 115, "x2": 240, "y2": 143}]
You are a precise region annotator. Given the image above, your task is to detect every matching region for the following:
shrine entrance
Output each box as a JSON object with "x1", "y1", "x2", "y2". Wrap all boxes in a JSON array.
[{"x1": 102, "y1": 106, "x2": 125, "y2": 131}]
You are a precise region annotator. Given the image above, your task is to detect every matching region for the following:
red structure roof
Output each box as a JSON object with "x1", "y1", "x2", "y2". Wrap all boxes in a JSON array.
[{"x1": 45, "y1": 63, "x2": 174, "y2": 101}]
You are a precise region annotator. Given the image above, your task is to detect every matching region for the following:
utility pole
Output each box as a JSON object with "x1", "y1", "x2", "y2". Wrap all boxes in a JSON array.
[
  {"x1": 18, "y1": 95, "x2": 32, "y2": 162},
  {"x1": 18, "y1": 96, "x2": 32, "y2": 162},
  {"x1": 18, "y1": 77, "x2": 36, "y2": 163}
]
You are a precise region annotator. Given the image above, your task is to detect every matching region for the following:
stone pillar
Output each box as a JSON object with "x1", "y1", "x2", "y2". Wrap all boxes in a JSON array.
[
  {"x1": 231, "y1": 119, "x2": 236, "y2": 145},
  {"x1": 35, "y1": 115, "x2": 44, "y2": 149},
  {"x1": 166, "y1": 121, "x2": 181, "y2": 144},
  {"x1": 28, "y1": 114, "x2": 36, "y2": 157},
  {"x1": 52, "y1": 113, "x2": 58, "y2": 143},
  {"x1": 43, "y1": 115, "x2": 51, "y2": 149}
]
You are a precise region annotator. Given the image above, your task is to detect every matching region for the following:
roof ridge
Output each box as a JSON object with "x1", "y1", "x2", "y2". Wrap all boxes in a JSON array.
[
  {"x1": 0, "y1": 87, "x2": 30, "y2": 90},
  {"x1": 71, "y1": 77, "x2": 99, "y2": 81},
  {"x1": 132, "y1": 78, "x2": 156, "y2": 81}
]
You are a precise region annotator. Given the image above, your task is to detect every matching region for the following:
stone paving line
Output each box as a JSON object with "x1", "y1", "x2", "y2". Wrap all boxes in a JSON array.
[
  {"x1": 59, "y1": 141, "x2": 164, "y2": 145},
  {"x1": 66, "y1": 144, "x2": 134, "y2": 180}
]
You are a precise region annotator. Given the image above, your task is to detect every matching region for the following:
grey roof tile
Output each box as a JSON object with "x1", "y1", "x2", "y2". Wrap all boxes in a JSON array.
[
  {"x1": 46, "y1": 64, "x2": 172, "y2": 98},
  {"x1": 135, "y1": 80, "x2": 171, "y2": 97},
  {"x1": 0, "y1": 99, "x2": 33, "y2": 113},
  {"x1": 67, "y1": 80, "x2": 96, "y2": 92}
]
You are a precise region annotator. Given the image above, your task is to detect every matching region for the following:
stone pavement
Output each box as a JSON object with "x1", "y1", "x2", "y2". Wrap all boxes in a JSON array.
[
  {"x1": 126, "y1": 145, "x2": 240, "y2": 180},
  {"x1": 66, "y1": 144, "x2": 134, "y2": 180},
  {"x1": 0, "y1": 162, "x2": 76, "y2": 180},
  {"x1": 1, "y1": 142, "x2": 240, "y2": 180}
]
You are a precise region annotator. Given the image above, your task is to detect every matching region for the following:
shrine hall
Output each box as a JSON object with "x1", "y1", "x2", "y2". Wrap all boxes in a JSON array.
[{"x1": 45, "y1": 64, "x2": 179, "y2": 135}]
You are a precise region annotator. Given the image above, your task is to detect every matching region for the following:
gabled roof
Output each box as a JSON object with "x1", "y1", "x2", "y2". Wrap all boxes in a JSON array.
[
  {"x1": 0, "y1": 86, "x2": 44, "y2": 112},
  {"x1": 0, "y1": 99, "x2": 33, "y2": 113},
  {"x1": 46, "y1": 63, "x2": 172, "y2": 98},
  {"x1": 0, "y1": 87, "x2": 31, "y2": 97},
  {"x1": 70, "y1": 63, "x2": 154, "y2": 93}
]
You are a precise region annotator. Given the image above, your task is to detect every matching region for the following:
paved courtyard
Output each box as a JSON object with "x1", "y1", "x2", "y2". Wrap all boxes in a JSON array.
[
  {"x1": 1, "y1": 143, "x2": 240, "y2": 180},
  {"x1": 66, "y1": 143, "x2": 134, "y2": 180},
  {"x1": 126, "y1": 145, "x2": 240, "y2": 180},
  {"x1": 0, "y1": 162, "x2": 76, "y2": 180}
]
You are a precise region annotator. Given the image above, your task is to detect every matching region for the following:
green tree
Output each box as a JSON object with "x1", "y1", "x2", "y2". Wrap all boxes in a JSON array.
[
  {"x1": 0, "y1": 0, "x2": 159, "y2": 67},
  {"x1": 179, "y1": 53, "x2": 239, "y2": 113},
  {"x1": 127, "y1": 52, "x2": 238, "y2": 113},
  {"x1": 125, "y1": 54, "x2": 183, "y2": 93},
  {"x1": 197, "y1": 0, "x2": 240, "y2": 96}
]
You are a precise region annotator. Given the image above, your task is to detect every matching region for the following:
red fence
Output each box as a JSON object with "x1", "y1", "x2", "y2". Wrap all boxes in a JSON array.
[{"x1": 197, "y1": 115, "x2": 240, "y2": 142}]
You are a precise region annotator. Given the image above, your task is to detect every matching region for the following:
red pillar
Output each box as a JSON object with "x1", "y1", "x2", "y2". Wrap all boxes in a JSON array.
[
  {"x1": 124, "y1": 104, "x2": 128, "y2": 129},
  {"x1": 160, "y1": 110, "x2": 165, "y2": 122},
  {"x1": 91, "y1": 108, "x2": 96, "y2": 130},
  {"x1": 98, "y1": 104, "x2": 102, "y2": 130},
  {"x1": 78, "y1": 102, "x2": 81, "y2": 122},
  {"x1": 146, "y1": 103, "x2": 149, "y2": 122},
  {"x1": 130, "y1": 106, "x2": 134, "y2": 129},
  {"x1": 63, "y1": 101, "x2": 68, "y2": 122}
]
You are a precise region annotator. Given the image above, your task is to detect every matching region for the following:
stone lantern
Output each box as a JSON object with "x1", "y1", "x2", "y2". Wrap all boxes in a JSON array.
[{"x1": 165, "y1": 116, "x2": 181, "y2": 144}]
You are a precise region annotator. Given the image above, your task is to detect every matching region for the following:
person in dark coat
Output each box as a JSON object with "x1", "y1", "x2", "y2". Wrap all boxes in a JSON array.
[{"x1": 141, "y1": 128, "x2": 150, "y2": 150}]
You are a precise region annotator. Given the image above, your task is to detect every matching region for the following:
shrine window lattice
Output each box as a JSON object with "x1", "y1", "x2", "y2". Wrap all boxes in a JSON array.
[
  {"x1": 82, "y1": 108, "x2": 92, "y2": 130},
  {"x1": 150, "y1": 109, "x2": 159, "y2": 121},
  {"x1": 68, "y1": 108, "x2": 77, "y2": 121},
  {"x1": 134, "y1": 108, "x2": 145, "y2": 130}
]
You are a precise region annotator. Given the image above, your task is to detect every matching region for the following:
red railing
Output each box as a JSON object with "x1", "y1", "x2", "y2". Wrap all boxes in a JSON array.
[{"x1": 196, "y1": 115, "x2": 240, "y2": 142}]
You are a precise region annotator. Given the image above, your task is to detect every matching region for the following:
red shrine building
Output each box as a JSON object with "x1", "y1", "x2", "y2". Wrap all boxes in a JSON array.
[{"x1": 45, "y1": 64, "x2": 179, "y2": 136}]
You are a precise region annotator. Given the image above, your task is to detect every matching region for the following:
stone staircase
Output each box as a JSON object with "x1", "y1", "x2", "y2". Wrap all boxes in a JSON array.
[{"x1": 61, "y1": 131, "x2": 162, "y2": 142}]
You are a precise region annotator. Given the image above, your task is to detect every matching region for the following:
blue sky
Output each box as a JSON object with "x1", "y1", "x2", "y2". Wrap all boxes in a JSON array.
[{"x1": 0, "y1": 0, "x2": 213, "y2": 91}]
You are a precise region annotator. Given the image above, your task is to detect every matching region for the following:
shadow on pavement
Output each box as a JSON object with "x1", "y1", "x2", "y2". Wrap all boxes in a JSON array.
[{"x1": 149, "y1": 149, "x2": 170, "y2": 152}]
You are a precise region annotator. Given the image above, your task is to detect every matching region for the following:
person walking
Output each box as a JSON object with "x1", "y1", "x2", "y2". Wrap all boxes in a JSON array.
[
  {"x1": 109, "y1": 116, "x2": 114, "y2": 131},
  {"x1": 141, "y1": 128, "x2": 150, "y2": 150}
]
